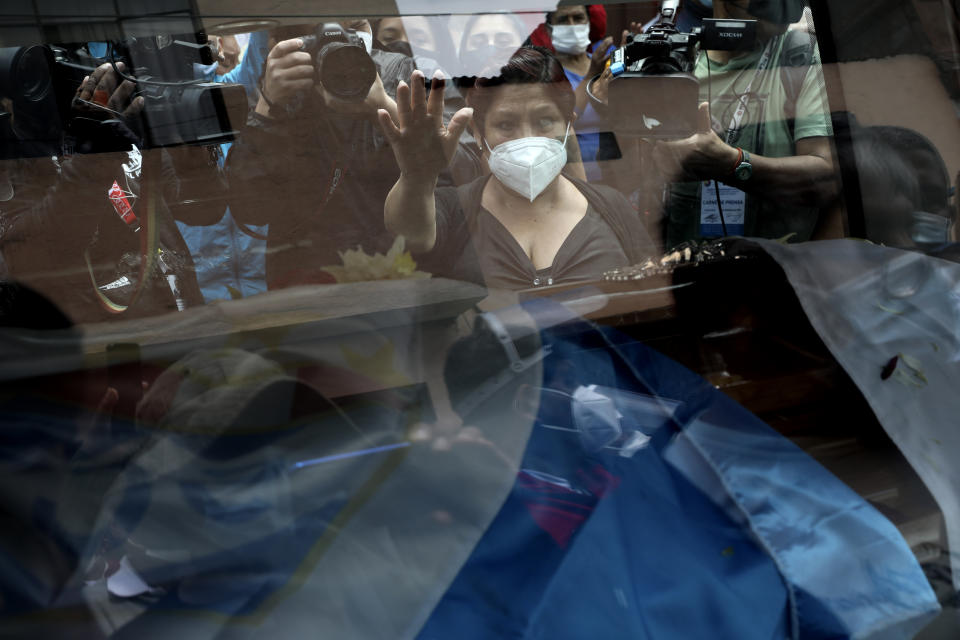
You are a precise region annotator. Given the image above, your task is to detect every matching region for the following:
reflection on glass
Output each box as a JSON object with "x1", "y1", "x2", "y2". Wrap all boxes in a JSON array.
[
  {"x1": 458, "y1": 12, "x2": 529, "y2": 76},
  {"x1": 0, "y1": 2, "x2": 958, "y2": 638}
]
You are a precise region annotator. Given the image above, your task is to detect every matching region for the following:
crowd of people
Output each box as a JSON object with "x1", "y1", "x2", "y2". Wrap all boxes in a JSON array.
[
  {"x1": 0, "y1": 4, "x2": 956, "y2": 633},
  {"x1": 0, "y1": 2, "x2": 955, "y2": 324}
]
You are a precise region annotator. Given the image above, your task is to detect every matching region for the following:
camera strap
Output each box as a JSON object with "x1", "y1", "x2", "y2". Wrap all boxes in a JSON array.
[
  {"x1": 84, "y1": 157, "x2": 159, "y2": 315},
  {"x1": 722, "y1": 39, "x2": 775, "y2": 145},
  {"x1": 701, "y1": 40, "x2": 775, "y2": 238},
  {"x1": 320, "y1": 119, "x2": 362, "y2": 209}
]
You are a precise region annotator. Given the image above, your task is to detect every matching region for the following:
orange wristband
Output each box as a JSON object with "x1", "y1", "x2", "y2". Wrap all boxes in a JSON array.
[{"x1": 731, "y1": 147, "x2": 744, "y2": 175}]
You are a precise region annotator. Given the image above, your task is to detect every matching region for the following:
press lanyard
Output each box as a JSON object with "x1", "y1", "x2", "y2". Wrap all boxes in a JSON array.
[
  {"x1": 700, "y1": 40, "x2": 776, "y2": 238},
  {"x1": 722, "y1": 39, "x2": 775, "y2": 144}
]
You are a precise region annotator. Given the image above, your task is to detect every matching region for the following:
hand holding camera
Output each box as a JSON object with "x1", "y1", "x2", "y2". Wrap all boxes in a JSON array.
[
  {"x1": 588, "y1": 2, "x2": 758, "y2": 140},
  {"x1": 256, "y1": 38, "x2": 315, "y2": 115},
  {"x1": 651, "y1": 101, "x2": 740, "y2": 183},
  {"x1": 70, "y1": 62, "x2": 146, "y2": 153},
  {"x1": 258, "y1": 23, "x2": 396, "y2": 119},
  {"x1": 586, "y1": 36, "x2": 615, "y2": 78},
  {"x1": 73, "y1": 61, "x2": 144, "y2": 121}
]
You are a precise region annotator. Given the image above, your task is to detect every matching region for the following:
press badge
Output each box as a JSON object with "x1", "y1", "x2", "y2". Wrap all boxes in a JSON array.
[{"x1": 700, "y1": 180, "x2": 745, "y2": 237}]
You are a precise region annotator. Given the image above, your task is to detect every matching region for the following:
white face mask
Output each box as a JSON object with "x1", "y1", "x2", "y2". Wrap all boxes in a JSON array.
[
  {"x1": 550, "y1": 24, "x2": 590, "y2": 55},
  {"x1": 356, "y1": 30, "x2": 373, "y2": 54},
  {"x1": 911, "y1": 210, "x2": 952, "y2": 246},
  {"x1": 485, "y1": 122, "x2": 570, "y2": 202}
]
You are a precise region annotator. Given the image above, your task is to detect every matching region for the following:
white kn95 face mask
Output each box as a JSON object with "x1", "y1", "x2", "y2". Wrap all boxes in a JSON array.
[{"x1": 486, "y1": 122, "x2": 571, "y2": 202}]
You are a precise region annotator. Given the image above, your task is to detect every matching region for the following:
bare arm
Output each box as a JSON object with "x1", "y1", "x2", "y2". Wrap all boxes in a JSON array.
[
  {"x1": 378, "y1": 70, "x2": 472, "y2": 253},
  {"x1": 383, "y1": 173, "x2": 439, "y2": 253},
  {"x1": 742, "y1": 136, "x2": 837, "y2": 207},
  {"x1": 655, "y1": 102, "x2": 839, "y2": 208}
]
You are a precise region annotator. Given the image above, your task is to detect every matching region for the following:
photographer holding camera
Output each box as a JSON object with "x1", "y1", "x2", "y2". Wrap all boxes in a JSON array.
[
  {"x1": 650, "y1": 0, "x2": 838, "y2": 248},
  {"x1": 1, "y1": 59, "x2": 228, "y2": 322},
  {"x1": 227, "y1": 19, "x2": 415, "y2": 289}
]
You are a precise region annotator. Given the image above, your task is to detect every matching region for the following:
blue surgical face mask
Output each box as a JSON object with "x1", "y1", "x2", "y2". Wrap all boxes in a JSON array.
[
  {"x1": 88, "y1": 42, "x2": 109, "y2": 58},
  {"x1": 192, "y1": 60, "x2": 219, "y2": 81},
  {"x1": 911, "y1": 210, "x2": 952, "y2": 247}
]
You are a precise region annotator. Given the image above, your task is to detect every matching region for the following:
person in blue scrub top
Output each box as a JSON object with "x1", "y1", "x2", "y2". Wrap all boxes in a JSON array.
[
  {"x1": 176, "y1": 31, "x2": 271, "y2": 302},
  {"x1": 533, "y1": 5, "x2": 616, "y2": 182}
]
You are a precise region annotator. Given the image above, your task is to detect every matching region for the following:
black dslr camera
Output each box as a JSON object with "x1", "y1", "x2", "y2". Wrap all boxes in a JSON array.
[
  {"x1": 301, "y1": 23, "x2": 377, "y2": 103},
  {"x1": 602, "y1": 0, "x2": 757, "y2": 139}
]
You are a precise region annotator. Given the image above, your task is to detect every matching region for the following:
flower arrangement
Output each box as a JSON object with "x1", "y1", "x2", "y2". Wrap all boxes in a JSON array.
[{"x1": 320, "y1": 236, "x2": 431, "y2": 283}]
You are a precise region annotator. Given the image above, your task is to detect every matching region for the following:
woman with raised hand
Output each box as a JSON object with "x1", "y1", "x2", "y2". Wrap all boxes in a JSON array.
[{"x1": 378, "y1": 46, "x2": 653, "y2": 290}]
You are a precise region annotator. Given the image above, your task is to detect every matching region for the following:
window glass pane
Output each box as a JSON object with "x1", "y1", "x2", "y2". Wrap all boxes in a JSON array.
[{"x1": 1, "y1": 2, "x2": 957, "y2": 637}]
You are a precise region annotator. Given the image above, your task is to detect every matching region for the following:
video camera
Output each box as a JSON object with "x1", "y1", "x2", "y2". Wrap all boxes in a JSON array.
[
  {"x1": 300, "y1": 23, "x2": 377, "y2": 103},
  {"x1": 600, "y1": 0, "x2": 758, "y2": 139},
  {"x1": 0, "y1": 30, "x2": 246, "y2": 155}
]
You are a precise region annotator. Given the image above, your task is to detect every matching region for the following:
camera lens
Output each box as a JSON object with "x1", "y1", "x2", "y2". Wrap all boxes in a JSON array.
[
  {"x1": 317, "y1": 43, "x2": 376, "y2": 102},
  {"x1": 0, "y1": 46, "x2": 53, "y2": 104},
  {"x1": 16, "y1": 46, "x2": 53, "y2": 102}
]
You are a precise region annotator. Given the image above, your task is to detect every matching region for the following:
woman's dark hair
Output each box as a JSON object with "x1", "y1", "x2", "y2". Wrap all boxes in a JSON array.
[
  {"x1": 853, "y1": 129, "x2": 920, "y2": 207},
  {"x1": 852, "y1": 129, "x2": 921, "y2": 245},
  {"x1": 869, "y1": 126, "x2": 950, "y2": 214},
  {"x1": 467, "y1": 46, "x2": 576, "y2": 137}
]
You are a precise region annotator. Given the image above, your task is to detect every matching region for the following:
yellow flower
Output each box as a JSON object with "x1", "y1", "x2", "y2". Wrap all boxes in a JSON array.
[{"x1": 321, "y1": 236, "x2": 431, "y2": 283}]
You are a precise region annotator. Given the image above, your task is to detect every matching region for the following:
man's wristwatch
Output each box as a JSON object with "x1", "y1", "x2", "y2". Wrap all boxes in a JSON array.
[{"x1": 732, "y1": 147, "x2": 753, "y2": 181}]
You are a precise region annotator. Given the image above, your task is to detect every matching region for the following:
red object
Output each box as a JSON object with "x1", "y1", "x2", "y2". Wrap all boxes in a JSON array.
[
  {"x1": 588, "y1": 4, "x2": 608, "y2": 43},
  {"x1": 529, "y1": 4, "x2": 609, "y2": 53},
  {"x1": 731, "y1": 147, "x2": 745, "y2": 176},
  {"x1": 519, "y1": 464, "x2": 620, "y2": 549},
  {"x1": 529, "y1": 23, "x2": 552, "y2": 49},
  {"x1": 108, "y1": 180, "x2": 138, "y2": 226}
]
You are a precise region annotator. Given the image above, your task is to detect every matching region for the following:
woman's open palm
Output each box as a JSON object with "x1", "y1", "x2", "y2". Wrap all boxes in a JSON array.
[{"x1": 378, "y1": 70, "x2": 473, "y2": 181}]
